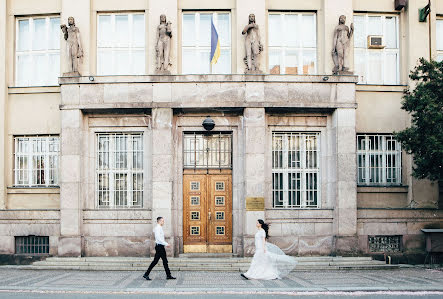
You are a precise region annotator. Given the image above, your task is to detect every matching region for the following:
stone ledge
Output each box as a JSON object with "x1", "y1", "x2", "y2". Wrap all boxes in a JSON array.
[
  {"x1": 8, "y1": 86, "x2": 60, "y2": 94},
  {"x1": 7, "y1": 187, "x2": 60, "y2": 194},
  {"x1": 357, "y1": 186, "x2": 408, "y2": 193},
  {"x1": 83, "y1": 209, "x2": 152, "y2": 221},
  {"x1": 60, "y1": 74, "x2": 359, "y2": 84},
  {"x1": 0, "y1": 210, "x2": 60, "y2": 220},
  {"x1": 357, "y1": 208, "x2": 443, "y2": 220},
  {"x1": 356, "y1": 84, "x2": 407, "y2": 93}
]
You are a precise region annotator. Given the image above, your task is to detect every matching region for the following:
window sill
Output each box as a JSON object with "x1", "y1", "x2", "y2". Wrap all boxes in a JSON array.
[
  {"x1": 7, "y1": 187, "x2": 60, "y2": 194},
  {"x1": 357, "y1": 186, "x2": 408, "y2": 193},
  {"x1": 8, "y1": 86, "x2": 60, "y2": 94},
  {"x1": 356, "y1": 85, "x2": 407, "y2": 93}
]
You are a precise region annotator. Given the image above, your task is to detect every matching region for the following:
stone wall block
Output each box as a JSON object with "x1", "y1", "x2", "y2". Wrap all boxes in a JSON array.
[
  {"x1": 336, "y1": 84, "x2": 355, "y2": 103},
  {"x1": 245, "y1": 127, "x2": 266, "y2": 154},
  {"x1": 298, "y1": 236, "x2": 333, "y2": 256},
  {"x1": 268, "y1": 236, "x2": 299, "y2": 255},
  {"x1": 60, "y1": 155, "x2": 81, "y2": 183},
  {"x1": 337, "y1": 181, "x2": 357, "y2": 209},
  {"x1": 152, "y1": 155, "x2": 173, "y2": 181},
  {"x1": 60, "y1": 209, "x2": 80, "y2": 236},
  {"x1": 128, "y1": 83, "x2": 153, "y2": 103},
  {"x1": 264, "y1": 83, "x2": 288, "y2": 102},
  {"x1": 103, "y1": 83, "x2": 129, "y2": 103},
  {"x1": 337, "y1": 154, "x2": 356, "y2": 182},
  {"x1": 152, "y1": 182, "x2": 172, "y2": 209},
  {"x1": 61, "y1": 84, "x2": 80, "y2": 105},
  {"x1": 314, "y1": 222, "x2": 333, "y2": 235},
  {"x1": 60, "y1": 183, "x2": 80, "y2": 210},
  {"x1": 79, "y1": 84, "x2": 104, "y2": 105},
  {"x1": 337, "y1": 208, "x2": 357, "y2": 235},
  {"x1": 61, "y1": 128, "x2": 82, "y2": 155},
  {"x1": 245, "y1": 82, "x2": 264, "y2": 102},
  {"x1": 336, "y1": 127, "x2": 356, "y2": 154},
  {"x1": 152, "y1": 129, "x2": 173, "y2": 155},
  {"x1": 58, "y1": 236, "x2": 81, "y2": 256},
  {"x1": 152, "y1": 108, "x2": 173, "y2": 129},
  {"x1": 0, "y1": 236, "x2": 14, "y2": 254},
  {"x1": 61, "y1": 110, "x2": 81, "y2": 129},
  {"x1": 171, "y1": 83, "x2": 198, "y2": 103},
  {"x1": 153, "y1": 83, "x2": 172, "y2": 102},
  {"x1": 282, "y1": 222, "x2": 315, "y2": 236}
]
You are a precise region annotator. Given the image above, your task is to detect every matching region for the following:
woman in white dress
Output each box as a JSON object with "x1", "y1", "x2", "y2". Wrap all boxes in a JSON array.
[{"x1": 241, "y1": 219, "x2": 297, "y2": 280}]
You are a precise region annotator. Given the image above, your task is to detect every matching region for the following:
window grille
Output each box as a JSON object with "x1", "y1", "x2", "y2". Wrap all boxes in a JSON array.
[
  {"x1": 268, "y1": 12, "x2": 317, "y2": 75},
  {"x1": 272, "y1": 132, "x2": 320, "y2": 208},
  {"x1": 96, "y1": 133, "x2": 144, "y2": 208},
  {"x1": 182, "y1": 12, "x2": 231, "y2": 74},
  {"x1": 15, "y1": 236, "x2": 49, "y2": 255},
  {"x1": 14, "y1": 136, "x2": 59, "y2": 187},
  {"x1": 354, "y1": 14, "x2": 399, "y2": 84},
  {"x1": 357, "y1": 134, "x2": 401, "y2": 186},
  {"x1": 183, "y1": 133, "x2": 232, "y2": 169},
  {"x1": 368, "y1": 235, "x2": 401, "y2": 253},
  {"x1": 15, "y1": 16, "x2": 60, "y2": 86},
  {"x1": 97, "y1": 13, "x2": 145, "y2": 75}
]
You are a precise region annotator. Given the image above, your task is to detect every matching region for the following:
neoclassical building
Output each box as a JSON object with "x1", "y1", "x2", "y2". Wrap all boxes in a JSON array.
[{"x1": 0, "y1": 0, "x2": 442, "y2": 259}]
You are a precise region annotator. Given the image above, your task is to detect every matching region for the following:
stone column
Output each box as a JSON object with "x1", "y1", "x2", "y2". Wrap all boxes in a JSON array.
[
  {"x1": 151, "y1": 108, "x2": 174, "y2": 254},
  {"x1": 61, "y1": 0, "x2": 91, "y2": 76},
  {"x1": 148, "y1": 0, "x2": 177, "y2": 74},
  {"x1": 243, "y1": 108, "x2": 266, "y2": 254},
  {"x1": 58, "y1": 109, "x2": 83, "y2": 256},
  {"x1": 0, "y1": 0, "x2": 5, "y2": 210},
  {"x1": 235, "y1": 0, "x2": 266, "y2": 74},
  {"x1": 332, "y1": 108, "x2": 357, "y2": 254},
  {"x1": 322, "y1": 0, "x2": 353, "y2": 74}
]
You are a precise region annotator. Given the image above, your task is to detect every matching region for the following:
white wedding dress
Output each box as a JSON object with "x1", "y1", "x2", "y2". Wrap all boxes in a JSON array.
[{"x1": 243, "y1": 229, "x2": 297, "y2": 280}]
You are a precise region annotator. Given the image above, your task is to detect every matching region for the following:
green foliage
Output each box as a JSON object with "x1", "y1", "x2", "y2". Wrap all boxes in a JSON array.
[{"x1": 395, "y1": 58, "x2": 443, "y2": 181}]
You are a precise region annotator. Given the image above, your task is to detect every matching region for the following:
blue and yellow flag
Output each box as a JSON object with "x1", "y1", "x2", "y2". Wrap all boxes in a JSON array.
[{"x1": 210, "y1": 18, "x2": 220, "y2": 64}]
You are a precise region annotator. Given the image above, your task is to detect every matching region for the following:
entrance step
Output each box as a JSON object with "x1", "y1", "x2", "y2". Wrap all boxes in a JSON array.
[
  {"x1": 179, "y1": 253, "x2": 238, "y2": 258},
  {"x1": 1, "y1": 256, "x2": 403, "y2": 271}
]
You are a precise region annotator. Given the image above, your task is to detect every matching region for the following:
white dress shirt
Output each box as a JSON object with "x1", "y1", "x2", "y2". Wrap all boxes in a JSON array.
[{"x1": 154, "y1": 224, "x2": 168, "y2": 246}]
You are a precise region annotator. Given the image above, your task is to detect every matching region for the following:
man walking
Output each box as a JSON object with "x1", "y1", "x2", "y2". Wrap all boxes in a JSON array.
[{"x1": 143, "y1": 217, "x2": 176, "y2": 280}]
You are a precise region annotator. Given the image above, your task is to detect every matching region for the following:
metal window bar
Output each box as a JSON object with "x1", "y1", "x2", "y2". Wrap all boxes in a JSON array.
[
  {"x1": 96, "y1": 133, "x2": 143, "y2": 209},
  {"x1": 183, "y1": 133, "x2": 232, "y2": 169},
  {"x1": 14, "y1": 136, "x2": 59, "y2": 187},
  {"x1": 272, "y1": 132, "x2": 320, "y2": 209},
  {"x1": 357, "y1": 134, "x2": 401, "y2": 186},
  {"x1": 15, "y1": 236, "x2": 49, "y2": 255}
]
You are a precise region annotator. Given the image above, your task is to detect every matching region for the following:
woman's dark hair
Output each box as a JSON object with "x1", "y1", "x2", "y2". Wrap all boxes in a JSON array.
[{"x1": 258, "y1": 219, "x2": 269, "y2": 239}]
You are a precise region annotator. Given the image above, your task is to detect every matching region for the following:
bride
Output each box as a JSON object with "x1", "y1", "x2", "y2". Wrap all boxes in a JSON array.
[{"x1": 241, "y1": 219, "x2": 297, "y2": 280}]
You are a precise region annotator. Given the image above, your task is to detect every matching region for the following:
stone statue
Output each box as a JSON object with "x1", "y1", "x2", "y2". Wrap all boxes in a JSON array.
[
  {"x1": 332, "y1": 15, "x2": 354, "y2": 75},
  {"x1": 155, "y1": 14, "x2": 172, "y2": 74},
  {"x1": 242, "y1": 14, "x2": 263, "y2": 74},
  {"x1": 60, "y1": 17, "x2": 83, "y2": 76}
]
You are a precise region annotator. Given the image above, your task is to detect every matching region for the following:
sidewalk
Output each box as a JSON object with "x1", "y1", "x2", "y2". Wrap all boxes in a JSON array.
[{"x1": 0, "y1": 268, "x2": 442, "y2": 294}]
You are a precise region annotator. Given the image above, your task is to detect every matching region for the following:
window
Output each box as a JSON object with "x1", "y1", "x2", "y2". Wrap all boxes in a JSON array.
[
  {"x1": 14, "y1": 136, "x2": 59, "y2": 187},
  {"x1": 354, "y1": 14, "x2": 399, "y2": 84},
  {"x1": 97, "y1": 13, "x2": 145, "y2": 75},
  {"x1": 272, "y1": 132, "x2": 320, "y2": 208},
  {"x1": 15, "y1": 236, "x2": 49, "y2": 255},
  {"x1": 437, "y1": 19, "x2": 443, "y2": 62},
  {"x1": 96, "y1": 133, "x2": 144, "y2": 208},
  {"x1": 16, "y1": 16, "x2": 60, "y2": 86},
  {"x1": 182, "y1": 12, "x2": 231, "y2": 74},
  {"x1": 357, "y1": 135, "x2": 401, "y2": 186},
  {"x1": 268, "y1": 13, "x2": 316, "y2": 75},
  {"x1": 183, "y1": 133, "x2": 232, "y2": 169}
]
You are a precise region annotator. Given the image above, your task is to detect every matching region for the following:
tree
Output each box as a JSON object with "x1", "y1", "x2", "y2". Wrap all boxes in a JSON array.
[{"x1": 395, "y1": 58, "x2": 443, "y2": 181}]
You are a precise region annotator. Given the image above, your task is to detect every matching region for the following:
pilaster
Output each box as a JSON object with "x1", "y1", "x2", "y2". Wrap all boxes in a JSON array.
[{"x1": 0, "y1": 0, "x2": 6, "y2": 210}]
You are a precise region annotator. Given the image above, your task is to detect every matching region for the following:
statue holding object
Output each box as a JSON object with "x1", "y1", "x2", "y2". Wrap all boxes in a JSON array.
[
  {"x1": 332, "y1": 15, "x2": 354, "y2": 75},
  {"x1": 155, "y1": 14, "x2": 172, "y2": 74},
  {"x1": 242, "y1": 14, "x2": 263, "y2": 74},
  {"x1": 60, "y1": 17, "x2": 83, "y2": 76}
]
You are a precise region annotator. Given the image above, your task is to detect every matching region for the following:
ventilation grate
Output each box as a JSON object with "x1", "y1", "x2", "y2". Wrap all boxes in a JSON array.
[{"x1": 15, "y1": 236, "x2": 49, "y2": 255}]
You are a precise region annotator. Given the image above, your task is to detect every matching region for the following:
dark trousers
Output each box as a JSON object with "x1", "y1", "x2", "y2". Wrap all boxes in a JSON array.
[{"x1": 144, "y1": 244, "x2": 171, "y2": 277}]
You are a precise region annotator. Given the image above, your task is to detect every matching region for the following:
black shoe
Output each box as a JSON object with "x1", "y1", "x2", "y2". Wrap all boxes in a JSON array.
[
  {"x1": 143, "y1": 274, "x2": 151, "y2": 280},
  {"x1": 166, "y1": 276, "x2": 176, "y2": 280},
  {"x1": 240, "y1": 273, "x2": 249, "y2": 280}
]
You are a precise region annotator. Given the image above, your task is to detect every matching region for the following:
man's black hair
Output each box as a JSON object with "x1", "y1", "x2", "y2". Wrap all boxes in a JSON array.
[{"x1": 157, "y1": 216, "x2": 163, "y2": 222}]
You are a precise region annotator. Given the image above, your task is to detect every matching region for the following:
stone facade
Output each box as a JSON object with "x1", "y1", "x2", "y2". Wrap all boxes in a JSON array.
[{"x1": 0, "y1": 0, "x2": 442, "y2": 259}]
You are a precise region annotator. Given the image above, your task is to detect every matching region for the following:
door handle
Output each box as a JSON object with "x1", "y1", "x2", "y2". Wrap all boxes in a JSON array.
[{"x1": 208, "y1": 211, "x2": 211, "y2": 220}]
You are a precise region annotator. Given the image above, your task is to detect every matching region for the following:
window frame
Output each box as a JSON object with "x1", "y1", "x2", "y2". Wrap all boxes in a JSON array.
[
  {"x1": 271, "y1": 132, "x2": 321, "y2": 209},
  {"x1": 437, "y1": 18, "x2": 443, "y2": 62},
  {"x1": 15, "y1": 15, "x2": 61, "y2": 87},
  {"x1": 181, "y1": 11, "x2": 232, "y2": 74},
  {"x1": 267, "y1": 12, "x2": 317, "y2": 75},
  {"x1": 95, "y1": 132, "x2": 144, "y2": 209},
  {"x1": 96, "y1": 12, "x2": 146, "y2": 75},
  {"x1": 13, "y1": 136, "x2": 60, "y2": 187},
  {"x1": 356, "y1": 134, "x2": 402, "y2": 186},
  {"x1": 353, "y1": 13, "x2": 400, "y2": 85}
]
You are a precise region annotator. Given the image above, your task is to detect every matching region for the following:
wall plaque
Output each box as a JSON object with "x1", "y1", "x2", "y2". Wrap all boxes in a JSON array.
[{"x1": 246, "y1": 197, "x2": 265, "y2": 211}]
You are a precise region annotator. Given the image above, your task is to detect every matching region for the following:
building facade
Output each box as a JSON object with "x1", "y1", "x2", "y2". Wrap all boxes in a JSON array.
[{"x1": 0, "y1": 0, "x2": 442, "y2": 258}]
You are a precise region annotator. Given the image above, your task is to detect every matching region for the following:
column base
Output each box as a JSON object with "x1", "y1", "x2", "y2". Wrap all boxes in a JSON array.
[
  {"x1": 58, "y1": 236, "x2": 82, "y2": 257},
  {"x1": 333, "y1": 235, "x2": 359, "y2": 255}
]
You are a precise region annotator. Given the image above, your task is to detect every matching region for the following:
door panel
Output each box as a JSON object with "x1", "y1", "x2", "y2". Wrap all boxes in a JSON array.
[
  {"x1": 183, "y1": 175, "x2": 207, "y2": 246},
  {"x1": 183, "y1": 173, "x2": 232, "y2": 252}
]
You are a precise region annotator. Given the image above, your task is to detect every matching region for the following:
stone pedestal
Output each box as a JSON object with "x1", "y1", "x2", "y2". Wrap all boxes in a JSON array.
[
  {"x1": 151, "y1": 108, "x2": 174, "y2": 255},
  {"x1": 58, "y1": 109, "x2": 83, "y2": 256},
  {"x1": 243, "y1": 108, "x2": 266, "y2": 254}
]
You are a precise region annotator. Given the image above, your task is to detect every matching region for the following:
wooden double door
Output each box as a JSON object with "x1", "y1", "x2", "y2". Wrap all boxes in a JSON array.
[{"x1": 183, "y1": 170, "x2": 232, "y2": 253}]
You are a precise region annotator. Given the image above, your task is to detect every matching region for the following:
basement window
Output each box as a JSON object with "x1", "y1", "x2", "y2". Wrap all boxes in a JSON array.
[{"x1": 15, "y1": 236, "x2": 49, "y2": 255}]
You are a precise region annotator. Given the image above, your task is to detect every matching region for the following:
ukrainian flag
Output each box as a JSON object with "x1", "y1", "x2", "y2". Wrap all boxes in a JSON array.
[{"x1": 210, "y1": 18, "x2": 220, "y2": 64}]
